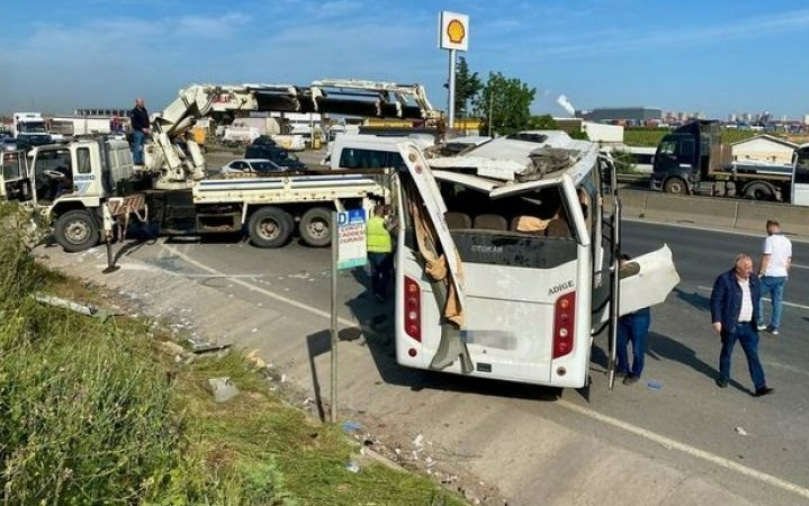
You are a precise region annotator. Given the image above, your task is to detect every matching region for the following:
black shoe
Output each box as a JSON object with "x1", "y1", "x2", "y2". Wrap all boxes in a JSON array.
[
  {"x1": 754, "y1": 387, "x2": 774, "y2": 397},
  {"x1": 715, "y1": 378, "x2": 728, "y2": 388},
  {"x1": 623, "y1": 375, "x2": 639, "y2": 385}
]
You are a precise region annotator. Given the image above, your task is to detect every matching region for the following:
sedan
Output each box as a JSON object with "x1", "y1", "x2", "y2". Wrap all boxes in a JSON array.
[{"x1": 220, "y1": 158, "x2": 285, "y2": 175}]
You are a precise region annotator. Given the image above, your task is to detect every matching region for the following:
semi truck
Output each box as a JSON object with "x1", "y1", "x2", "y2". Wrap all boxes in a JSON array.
[
  {"x1": 650, "y1": 120, "x2": 794, "y2": 201},
  {"x1": 17, "y1": 79, "x2": 440, "y2": 252},
  {"x1": 12, "y1": 112, "x2": 54, "y2": 148}
]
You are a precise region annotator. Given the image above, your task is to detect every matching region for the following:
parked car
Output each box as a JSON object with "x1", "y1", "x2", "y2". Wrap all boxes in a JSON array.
[
  {"x1": 244, "y1": 145, "x2": 307, "y2": 170},
  {"x1": 251, "y1": 135, "x2": 277, "y2": 147},
  {"x1": 220, "y1": 158, "x2": 286, "y2": 175},
  {"x1": 1, "y1": 137, "x2": 17, "y2": 152}
]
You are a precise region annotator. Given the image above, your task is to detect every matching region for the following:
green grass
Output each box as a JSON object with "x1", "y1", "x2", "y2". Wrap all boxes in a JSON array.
[
  {"x1": 0, "y1": 202, "x2": 469, "y2": 506},
  {"x1": 624, "y1": 127, "x2": 766, "y2": 147}
]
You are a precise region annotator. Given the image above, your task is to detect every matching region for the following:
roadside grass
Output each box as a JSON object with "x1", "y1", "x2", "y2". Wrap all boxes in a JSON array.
[{"x1": 0, "y1": 202, "x2": 467, "y2": 506}]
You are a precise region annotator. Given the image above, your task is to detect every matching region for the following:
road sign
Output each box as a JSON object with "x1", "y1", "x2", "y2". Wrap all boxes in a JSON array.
[
  {"x1": 336, "y1": 209, "x2": 367, "y2": 270},
  {"x1": 438, "y1": 11, "x2": 469, "y2": 51}
]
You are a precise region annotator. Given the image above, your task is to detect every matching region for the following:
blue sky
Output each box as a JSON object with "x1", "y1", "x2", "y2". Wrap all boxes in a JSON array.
[{"x1": 2, "y1": 0, "x2": 808, "y2": 119}]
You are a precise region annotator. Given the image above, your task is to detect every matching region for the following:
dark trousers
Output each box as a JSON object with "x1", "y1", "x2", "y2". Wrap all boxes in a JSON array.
[
  {"x1": 368, "y1": 252, "x2": 392, "y2": 298},
  {"x1": 616, "y1": 311, "x2": 650, "y2": 377},
  {"x1": 719, "y1": 322, "x2": 766, "y2": 390}
]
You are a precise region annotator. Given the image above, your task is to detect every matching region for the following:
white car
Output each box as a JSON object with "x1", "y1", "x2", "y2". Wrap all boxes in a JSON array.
[{"x1": 220, "y1": 158, "x2": 285, "y2": 175}]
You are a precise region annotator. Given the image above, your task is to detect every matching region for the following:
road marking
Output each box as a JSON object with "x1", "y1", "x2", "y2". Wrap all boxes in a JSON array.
[
  {"x1": 696, "y1": 285, "x2": 809, "y2": 310},
  {"x1": 790, "y1": 263, "x2": 809, "y2": 271},
  {"x1": 557, "y1": 399, "x2": 809, "y2": 500},
  {"x1": 158, "y1": 245, "x2": 809, "y2": 500},
  {"x1": 160, "y1": 244, "x2": 359, "y2": 328}
]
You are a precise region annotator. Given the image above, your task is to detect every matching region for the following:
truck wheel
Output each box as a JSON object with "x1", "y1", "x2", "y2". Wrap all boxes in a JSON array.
[
  {"x1": 743, "y1": 182, "x2": 775, "y2": 201},
  {"x1": 663, "y1": 177, "x2": 687, "y2": 195},
  {"x1": 248, "y1": 207, "x2": 293, "y2": 248},
  {"x1": 298, "y1": 207, "x2": 332, "y2": 247},
  {"x1": 54, "y1": 210, "x2": 100, "y2": 252}
]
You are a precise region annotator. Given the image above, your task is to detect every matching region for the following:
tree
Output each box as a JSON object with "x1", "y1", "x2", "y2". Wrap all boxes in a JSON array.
[
  {"x1": 529, "y1": 114, "x2": 558, "y2": 130},
  {"x1": 472, "y1": 72, "x2": 536, "y2": 136},
  {"x1": 443, "y1": 56, "x2": 483, "y2": 119}
]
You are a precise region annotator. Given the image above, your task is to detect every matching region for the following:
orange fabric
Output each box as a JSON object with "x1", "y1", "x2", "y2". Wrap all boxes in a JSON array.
[{"x1": 408, "y1": 195, "x2": 464, "y2": 327}]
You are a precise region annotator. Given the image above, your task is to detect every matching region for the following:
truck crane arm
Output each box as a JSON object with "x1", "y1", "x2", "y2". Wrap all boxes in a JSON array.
[{"x1": 145, "y1": 79, "x2": 441, "y2": 190}]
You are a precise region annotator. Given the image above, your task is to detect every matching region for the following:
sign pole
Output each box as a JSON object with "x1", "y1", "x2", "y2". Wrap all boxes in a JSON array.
[
  {"x1": 329, "y1": 211, "x2": 339, "y2": 424},
  {"x1": 448, "y1": 48, "x2": 457, "y2": 130},
  {"x1": 329, "y1": 208, "x2": 367, "y2": 423}
]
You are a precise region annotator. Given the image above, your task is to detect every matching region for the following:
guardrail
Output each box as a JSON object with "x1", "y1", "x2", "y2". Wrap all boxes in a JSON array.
[{"x1": 616, "y1": 188, "x2": 809, "y2": 238}]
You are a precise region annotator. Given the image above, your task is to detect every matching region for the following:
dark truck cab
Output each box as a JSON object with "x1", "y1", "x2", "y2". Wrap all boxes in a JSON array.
[
  {"x1": 650, "y1": 120, "x2": 791, "y2": 201},
  {"x1": 650, "y1": 120, "x2": 728, "y2": 195}
]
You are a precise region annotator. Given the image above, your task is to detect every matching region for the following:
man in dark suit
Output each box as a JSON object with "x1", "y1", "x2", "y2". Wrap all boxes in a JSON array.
[{"x1": 710, "y1": 253, "x2": 773, "y2": 397}]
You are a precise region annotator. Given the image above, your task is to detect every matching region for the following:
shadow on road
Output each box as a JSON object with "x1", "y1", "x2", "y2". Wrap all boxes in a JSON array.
[
  {"x1": 342, "y1": 267, "x2": 562, "y2": 402},
  {"x1": 673, "y1": 286, "x2": 711, "y2": 312},
  {"x1": 305, "y1": 326, "x2": 367, "y2": 423}
]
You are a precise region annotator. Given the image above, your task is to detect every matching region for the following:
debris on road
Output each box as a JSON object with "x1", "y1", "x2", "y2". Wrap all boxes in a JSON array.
[
  {"x1": 33, "y1": 293, "x2": 116, "y2": 322},
  {"x1": 207, "y1": 377, "x2": 239, "y2": 403}
]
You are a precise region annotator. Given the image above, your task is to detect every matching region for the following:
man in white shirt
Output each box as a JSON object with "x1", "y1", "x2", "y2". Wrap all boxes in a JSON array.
[{"x1": 757, "y1": 220, "x2": 792, "y2": 335}]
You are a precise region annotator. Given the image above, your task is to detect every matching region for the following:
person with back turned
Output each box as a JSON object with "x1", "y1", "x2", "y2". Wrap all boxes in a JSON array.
[
  {"x1": 757, "y1": 219, "x2": 792, "y2": 336},
  {"x1": 366, "y1": 204, "x2": 393, "y2": 302},
  {"x1": 710, "y1": 253, "x2": 773, "y2": 397}
]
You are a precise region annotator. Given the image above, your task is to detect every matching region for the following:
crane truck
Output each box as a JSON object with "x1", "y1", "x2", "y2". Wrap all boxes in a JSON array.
[
  {"x1": 19, "y1": 79, "x2": 440, "y2": 252},
  {"x1": 649, "y1": 120, "x2": 795, "y2": 201}
]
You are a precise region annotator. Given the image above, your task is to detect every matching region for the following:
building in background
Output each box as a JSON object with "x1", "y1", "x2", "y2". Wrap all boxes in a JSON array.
[
  {"x1": 731, "y1": 135, "x2": 798, "y2": 164},
  {"x1": 576, "y1": 107, "x2": 662, "y2": 127}
]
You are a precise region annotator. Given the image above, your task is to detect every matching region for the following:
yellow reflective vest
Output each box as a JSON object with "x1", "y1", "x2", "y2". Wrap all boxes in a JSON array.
[{"x1": 366, "y1": 216, "x2": 392, "y2": 253}]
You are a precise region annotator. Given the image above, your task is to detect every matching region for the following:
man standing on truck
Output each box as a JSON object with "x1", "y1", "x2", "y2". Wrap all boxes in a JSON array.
[
  {"x1": 129, "y1": 98, "x2": 150, "y2": 166},
  {"x1": 757, "y1": 220, "x2": 792, "y2": 336}
]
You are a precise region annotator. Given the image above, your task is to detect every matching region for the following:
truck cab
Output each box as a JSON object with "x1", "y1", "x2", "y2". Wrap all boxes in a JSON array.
[
  {"x1": 30, "y1": 138, "x2": 143, "y2": 251},
  {"x1": 650, "y1": 120, "x2": 720, "y2": 194}
]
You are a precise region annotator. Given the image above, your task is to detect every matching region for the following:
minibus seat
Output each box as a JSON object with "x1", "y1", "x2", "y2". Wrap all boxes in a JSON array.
[
  {"x1": 474, "y1": 213, "x2": 508, "y2": 231},
  {"x1": 444, "y1": 211, "x2": 473, "y2": 230}
]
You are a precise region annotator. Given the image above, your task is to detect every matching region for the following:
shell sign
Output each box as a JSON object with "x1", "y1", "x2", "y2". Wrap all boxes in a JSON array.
[{"x1": 438, "y1": 11, "x2": 469, "y2": 51}]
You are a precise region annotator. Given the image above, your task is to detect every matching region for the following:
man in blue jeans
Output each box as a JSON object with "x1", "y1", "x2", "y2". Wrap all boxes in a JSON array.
[
  {"x1": 757, "y1": 219, "x2": 792, "y2": 336},
  {"x1": 616, "y1": 254, "x2": 651, "y2": 385},
  {"x1": 710, "y1": 253, "x2": 773, "y2": 397},
  {"x1": 130, "y1": 98, "x2": 150, "y2": 166}
]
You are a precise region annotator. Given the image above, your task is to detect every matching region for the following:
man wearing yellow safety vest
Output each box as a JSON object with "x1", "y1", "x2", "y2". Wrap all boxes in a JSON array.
[{"x1": 366, "y1": 204, "x2": 394, "y2": 302}]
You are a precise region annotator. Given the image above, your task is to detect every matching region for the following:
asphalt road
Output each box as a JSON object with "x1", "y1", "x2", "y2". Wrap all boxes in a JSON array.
[{"x1": 102, "y1": 216, "x2": 809, "y2": 505}]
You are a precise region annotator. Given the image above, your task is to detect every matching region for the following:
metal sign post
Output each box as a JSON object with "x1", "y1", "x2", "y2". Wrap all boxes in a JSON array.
[{"x1": 330, "y1": 209, "x2": 367, "y2": 423}]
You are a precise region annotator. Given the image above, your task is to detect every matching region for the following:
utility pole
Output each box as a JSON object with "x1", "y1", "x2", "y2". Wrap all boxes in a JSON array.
[{"x1": 488, "y1": 91, "x2": 494, "y2": 137}]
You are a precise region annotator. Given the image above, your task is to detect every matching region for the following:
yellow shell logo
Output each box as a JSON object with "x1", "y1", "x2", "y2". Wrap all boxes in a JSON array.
[{"x1": 447, "y1": 19, "x2": 465, "y2": 44}]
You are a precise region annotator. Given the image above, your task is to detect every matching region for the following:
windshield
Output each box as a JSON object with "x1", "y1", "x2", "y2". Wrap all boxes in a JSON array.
[
  {"x1": 20, "y1": 121, "x2": 47, "y2": 134},
  {"x1": 252, "y1": 161, "x2": 280, "y2": 172}
]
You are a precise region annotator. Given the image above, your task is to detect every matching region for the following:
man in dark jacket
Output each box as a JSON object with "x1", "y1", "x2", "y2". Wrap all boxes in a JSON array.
[
  {"x1": 710, "y1": 253, "x2": 773, "y2": 396},
  {"x1": 130, "y1": 98, "x2": 150, "y2": 165}
]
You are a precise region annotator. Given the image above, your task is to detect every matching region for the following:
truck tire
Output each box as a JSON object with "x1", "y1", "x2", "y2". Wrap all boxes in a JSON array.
[
  {"x1": 54, "y1": 210, "x2": 100, "y2": 252},
  {"x1": 298, "y1": 207, "x2": 332, "y2": 247},
  {"x1": 663, "y1": 177, "x2": 687, "y2": 195},
  {"x1": 743, "y1": 181, "x2": 775, "y2": 201},
  {"x1": 248, "y1": 207, "x2": 293, "y2": 248}
]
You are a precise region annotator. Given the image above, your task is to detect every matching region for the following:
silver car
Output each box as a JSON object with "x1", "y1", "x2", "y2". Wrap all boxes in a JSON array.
[{"x1": 219, "y1": 158, "x2": 285, "y2": 175}]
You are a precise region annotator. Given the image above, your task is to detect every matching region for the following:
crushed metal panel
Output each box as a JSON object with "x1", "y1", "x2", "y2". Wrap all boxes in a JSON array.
[
  {"x1": 431, "y1": 170, "x2": 502, "y2": 193},
  {"x1": 619, "y1": 244, "x2": 680, "y2": 315}
]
